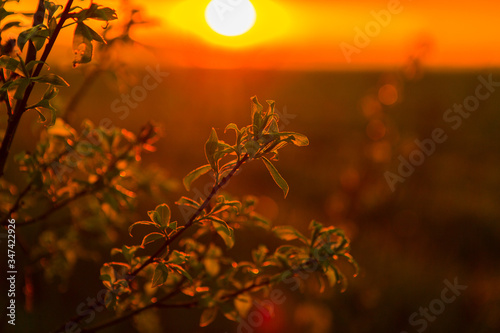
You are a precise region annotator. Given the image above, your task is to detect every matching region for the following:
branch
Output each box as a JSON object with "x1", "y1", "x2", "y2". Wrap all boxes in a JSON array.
[
  {"x1": 17, "y1": 185, "x2": 100, "y2": 227},
  {"x1": 83, "y1": 270, "x2": 286, "y2": 332},
  {"x1": 57, "y1": 154, "x2": 249, "y2": 332},
  {"x1": 25, "y1": 1, "x2": 45, "y2": 69},
  {"x1": 0, "y1": 0, "x2": 74, "y2": 178},
  {"x1": 0, "y1": 71, "x2": 12, "y2": 117},
  {"x1": 78, "y1": 279, "x2": 187, "y2": 333},
  {"x1": 0, "y1": 149, "x2": 70, "y2": 226},
  {"x1": 12, "y1": 140, "x2": 136, "y2": 227},
  {"x1": 129, "y1": 154, "x2": 250, "y2": 278}
]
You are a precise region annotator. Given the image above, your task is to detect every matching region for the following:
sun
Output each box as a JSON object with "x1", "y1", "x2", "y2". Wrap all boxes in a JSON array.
[{"x1": 205, "y1": 0, "x2": 257, "y2": 36}]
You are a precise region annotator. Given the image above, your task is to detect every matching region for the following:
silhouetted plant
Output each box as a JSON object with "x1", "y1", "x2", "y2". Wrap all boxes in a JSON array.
[{"x1": 0, "y1": 1, "x2": 358, "y2": 332}]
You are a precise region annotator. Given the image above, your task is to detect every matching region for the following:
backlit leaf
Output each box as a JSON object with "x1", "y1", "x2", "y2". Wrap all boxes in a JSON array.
[
  {"x1": 234, "y1": 293, "x2": 252, "y2": 318},
  {"x1": 73, "y1": 23, "x2": 93, "y2": 66},
  {"x1": 140, "y1": 232, "x2": 164, "y2": 248},
  {"x1": 154, "y1": 204, "x2": 171, "y2": 227},
  {"x1": 205, "y1": 128, "x2": 219, "y2": 171},
  {"x1": 200, "y1": 307, "x2": 218, "y2": 327},
  {"x1": 152, "y1": 262, "x2": 169, "y2": 288},
  {"x1": 31, "y1": 73, "x2": 69, "y2": 86},
  {"x1": 273, "y1": 226, "x2": 308, "y2": 244},
  {"x1": 183, "y1": 164, "x2": 211, "y2": 191},
  {"x1": 261, "y1": 156, "x2": 289, "y2": 198},
  {"x1": 128, "y1": 221, "x2": 159, "y2": 237}
]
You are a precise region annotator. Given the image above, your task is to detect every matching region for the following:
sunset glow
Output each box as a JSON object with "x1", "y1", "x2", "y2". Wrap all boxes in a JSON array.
[
  {"x1": 205, "y1": 0, "x2": 257, "y2": 36},
  {"x1": 148, "y1": 0, "x2": 500, "y2": 69},
  {"x1": 7, "y1": 0, "x2": 500, "y2": 70},
  {"x1": 166, "y1": 0, "x2": 289, "y2": 48}
]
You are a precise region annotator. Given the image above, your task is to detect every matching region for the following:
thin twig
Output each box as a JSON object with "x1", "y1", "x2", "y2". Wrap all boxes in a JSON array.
[
  {"x1": 0, "y1": 71, "x2": 13, "y2": 116},
  {"x1": 0, "y1": 0, "x2": 74, "y2": 178},
  {"x1": 79, "y1": 279, "x2": 187, "y2": 333},
  {"x1": 18, "y1": 186, "x2": 101, "y2": 227},
  {"x1": 130, "y1": 154, "x2": 250, "y2": 278},
  {"x1": 58, "y1": 154, "x2": 249, "y2": 332},
  {"x1": 0, "y1": 149, "x2": 70, "y2": 226},
  {"x1": 14, "y1": 140, "x2": 135, "y2": 227}
]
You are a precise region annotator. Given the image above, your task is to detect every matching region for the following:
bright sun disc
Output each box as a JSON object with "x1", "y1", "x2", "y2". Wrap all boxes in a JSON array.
[{"x1": 205, "y1": 0, "x2": 257, "y2": 36}]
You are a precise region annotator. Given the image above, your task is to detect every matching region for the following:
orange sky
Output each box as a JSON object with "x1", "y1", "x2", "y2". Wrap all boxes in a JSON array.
[{"x1": 7, "y1": 0, "x2": 500, "y2": 70}]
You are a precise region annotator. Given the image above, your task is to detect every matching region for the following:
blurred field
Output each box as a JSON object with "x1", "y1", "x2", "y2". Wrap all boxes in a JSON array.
[{"x1": 7, "y1": 67, "x2": 500, "y2": 333}]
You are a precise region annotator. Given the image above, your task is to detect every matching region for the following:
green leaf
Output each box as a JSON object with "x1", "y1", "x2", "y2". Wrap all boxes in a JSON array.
[
  {"x1": 234, "y1": 293, "x2": 252, "y2": 318},
  {"x1": 17, "y1": 24, "x2": 48, "y2": 51},
  {"x1": 324, "y1": 266, "x2": 338, "y2": 287},
  {"x1": 338, "y1": 253, "x2": 359, "y2": 277},
  {"x1": 169, "y1": 263, "x2": 193, "y2": 282},
  {"x1": 87, "y1": 25, "x2": 106, "y2": 44},
  {"x1": 152, "y1": 262, "x2": 169, "y2": 288},
  {"x1": 225, "y1": 123, "x2": 240, "y2": 136},
  {"x1": 273, "y1": 226, "x2": 308, "y2": 244},
  {"x1": 200, "y1": 307, "x2": 218, "y2": 327},
  {"x1": 251, "y1": 96, "x2": 263, "y2": 136},
  {"x1": 0, "y1": 56, "x2": 23, "y2": 75},
  {"x1": 261, "y1": 156, "x2": 289, "y2": 198},
  {"x1": 183, "y1": 164, "x2": 211, "y2": 191},
  {"x1": 35, "y1": 108, "x2": 46, "y2": 122},
  {"x1": 309, "y1": 220, "x2": 323, "y2": 247},
  {"x1": 175, "y1": 196, "x2": 201, "y2": 209},
  {"x1": 244, "y1": 140, "x2": 260, "y2": 158},
  {"x1": 266, "y1": 100, "x2": 276, "y2": 113},
  {"x1": 206, "y1": 216, "x2": 231, "y2": 234},
  {"x1": 26, "y1": 98, "x2": 53, "y2": 112},
  {"x1": 215, "y1": 224, "x2": 234, "y2": 248},
  {"x1": 99, "y1": 263, "x2": 116, "y2": 285},
  {"x1": 205, "y1": 128, "x2": 219, "y2": 171},
  {"x1": 73, "y1": 22, "x2": 93, "y2": 66},
  {"x1": 42, "y1": 85, "x2": 59, "y2": 100},
  {"x1": 13, "y1": 78, "x2": 30, "y2": 100},
  {"x1": 168, "y1": 250, "x2": 189, "y2": 265},
  {"x1": 285, "y1": 132, "x2": 309, "y2": 147},
  {"x1": 31, "y1": 73, "x2": 69, "y2": 86},
  {"x1": 121, "y1": 245, "x2": 139, "y2": 264},
  {"x1": 89, "y1": 6, "x2": 118, "y2": 21},
  {"x1": 26, "y1": 60, "x2": 49, "y2": 74},
  {"x1": 154, "y1": 204, "x2": 171, "y2": 227},
  {"x1": 252, "y1": 245, "x2": 268, "y2": 265},
  {"x1": 45, "y1": 1, "x2": 62, "y2": 21},
  {"x1": 104, "y1": 290, "x2": 117, "y2": 309},
  {"x1": 140, "y1": 232, "x2": 165, "y2": 248}
]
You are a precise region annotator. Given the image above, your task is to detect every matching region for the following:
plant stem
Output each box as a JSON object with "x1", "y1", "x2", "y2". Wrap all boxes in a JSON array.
[
  {"x1": 18, "y1": 185, "x2": 101, "y2": 227},
  {"x1": 79, "y1": 280, "x2": 187, "y2": 333},
  {"x1": 0, "y1": 149, "x2": 70, "y2": 226},
  {"x1": 130, "y1": 154, "x2": 250, "y2": 278},
  {"x1": 0, "y1": 0, "x2": 74, "y2": 178},
  {"x1": 62, "y1": 154, "x2": 249, "y2": 332},
  {"x1": 10, "y1": 139, "x2": 136, "y2": 227}
]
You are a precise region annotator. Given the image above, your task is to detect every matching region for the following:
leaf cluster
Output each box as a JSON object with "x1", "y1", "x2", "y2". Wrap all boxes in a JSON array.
[{"x1": 97, "y1": 97, "x2": 357, "y2": 330}]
